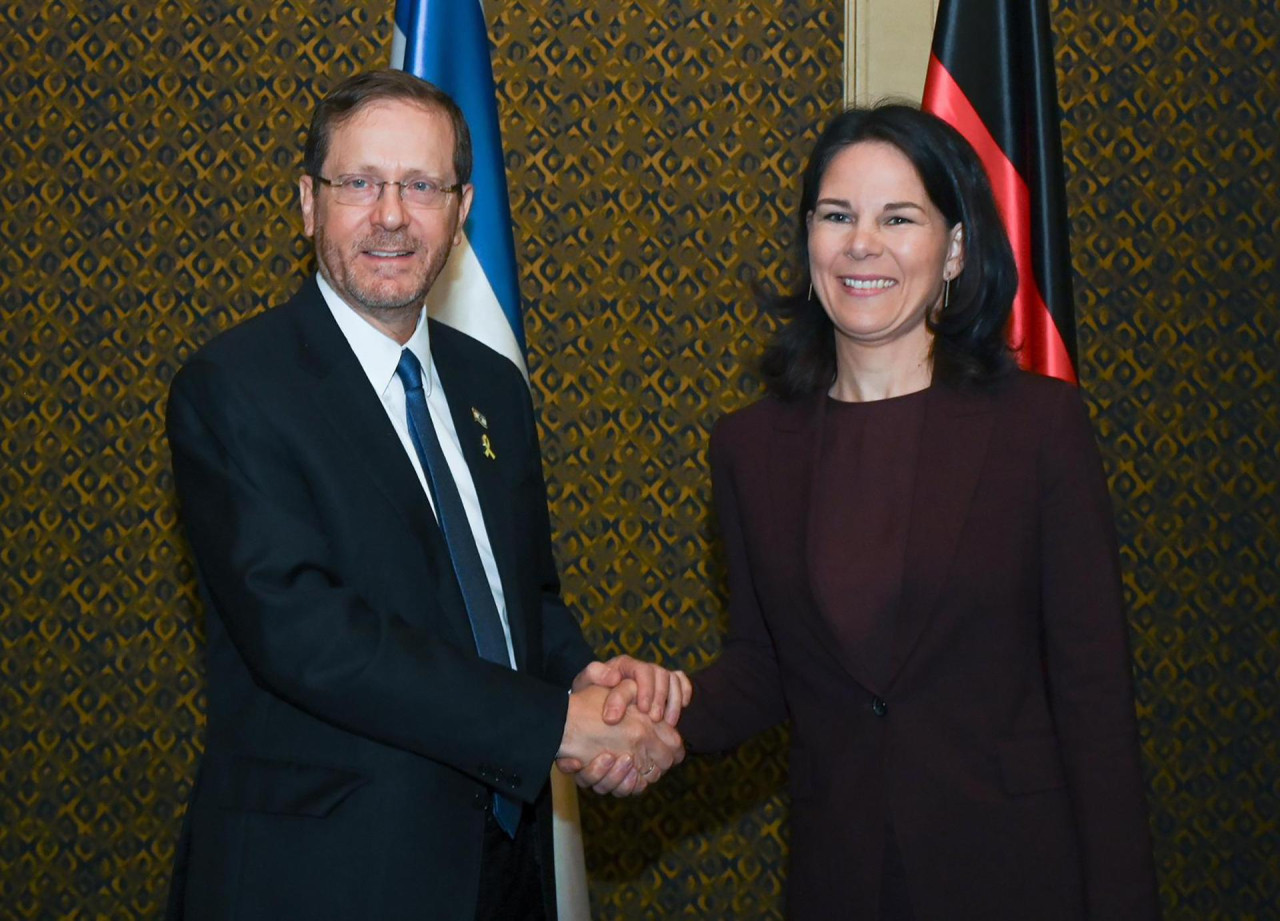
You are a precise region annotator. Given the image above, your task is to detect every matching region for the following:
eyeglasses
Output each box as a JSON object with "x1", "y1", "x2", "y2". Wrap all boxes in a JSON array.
[{"x1": 313, "y1": 174, "x2": 463, "y2": 209}]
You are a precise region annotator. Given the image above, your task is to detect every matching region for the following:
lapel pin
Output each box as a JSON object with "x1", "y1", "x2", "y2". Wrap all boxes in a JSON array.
[
  {"x1": 481, "y1": 434, "x2": 497, "y2": 460},
  {"x1": 471, "y1": 407, "x2": 488, "y2": 429}
]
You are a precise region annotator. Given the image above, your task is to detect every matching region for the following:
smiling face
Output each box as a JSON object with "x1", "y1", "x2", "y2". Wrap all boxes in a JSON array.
[
  {"x1": 807, "y1": 140, "x2": 964, "y2": 372},
  {"x1": 299, "y1": 98, "x2": 474, "y2": 339}
]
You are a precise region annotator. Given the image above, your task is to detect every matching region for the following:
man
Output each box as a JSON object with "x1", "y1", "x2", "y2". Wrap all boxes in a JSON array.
[{"x1": 165, "y1": 70, "x2": 686, "y2": 921}]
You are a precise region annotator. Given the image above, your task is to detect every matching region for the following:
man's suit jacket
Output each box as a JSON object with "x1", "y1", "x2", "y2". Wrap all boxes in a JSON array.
[
  {"x1": 680, "y1": 373, "x2": 1160, "y2": 921},
  {"x1": 164, "y1": 278, "x2": 593, "y2": 920}
]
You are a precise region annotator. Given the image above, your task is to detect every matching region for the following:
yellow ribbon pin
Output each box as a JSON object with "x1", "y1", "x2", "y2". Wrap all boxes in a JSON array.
[{"x1": 481, "y1": 434, "x2": 496, "y2": 460}]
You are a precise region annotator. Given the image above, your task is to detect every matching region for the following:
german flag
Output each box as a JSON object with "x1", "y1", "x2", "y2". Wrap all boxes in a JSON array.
[{"x1": 923, "y1": 0, "x2": 1078, "y2": 383}]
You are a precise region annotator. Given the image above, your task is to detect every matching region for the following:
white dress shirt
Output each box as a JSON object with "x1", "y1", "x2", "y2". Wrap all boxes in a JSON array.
[{"x1": 317, "y1": 273, "x2": 517, "y2": 667}]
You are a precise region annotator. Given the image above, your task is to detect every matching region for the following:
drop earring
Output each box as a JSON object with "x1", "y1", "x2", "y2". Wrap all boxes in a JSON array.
[
  {"x1": 808, "y1": 282, "x2": 814, "y2": 302},
  {"x1": 943, "y1": 277, "x2": 950, "y2": 311}
]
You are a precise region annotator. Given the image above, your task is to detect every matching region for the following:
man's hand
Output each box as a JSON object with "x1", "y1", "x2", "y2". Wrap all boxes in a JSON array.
[
  {"x1": 556, "y1": 683, "x2": 685, "y2": 797},
  {"x1": 572, "y1": 655, "x2": 693, "y2": 726}
]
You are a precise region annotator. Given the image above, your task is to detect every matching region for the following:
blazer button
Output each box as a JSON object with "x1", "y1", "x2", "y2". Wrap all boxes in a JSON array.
[{"x1": 871, "y1": 696, "x2": 888, "y2": 717}]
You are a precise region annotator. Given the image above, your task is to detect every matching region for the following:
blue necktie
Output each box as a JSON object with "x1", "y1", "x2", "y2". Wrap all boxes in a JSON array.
[{"x1": 395, "y1": 349, "x2": 522, "y2": 837}]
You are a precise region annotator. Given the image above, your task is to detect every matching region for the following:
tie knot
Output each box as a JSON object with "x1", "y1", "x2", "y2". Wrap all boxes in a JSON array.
[{"x1": 396, "y1": 349, "x2": 425, "y2": 394}]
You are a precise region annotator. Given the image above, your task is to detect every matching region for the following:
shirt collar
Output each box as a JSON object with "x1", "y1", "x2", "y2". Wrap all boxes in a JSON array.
[{"x1": 316, "y1": 272, "x2": 432, "y2": 396}]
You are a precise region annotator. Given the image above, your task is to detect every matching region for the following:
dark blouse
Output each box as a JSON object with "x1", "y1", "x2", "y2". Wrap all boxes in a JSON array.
[
  {"x1": 813, "y1": 388, "x2": 929, "y2": 921},
  {"x1": 811, "y1": 388, "x2": 928, "y2": 692}
]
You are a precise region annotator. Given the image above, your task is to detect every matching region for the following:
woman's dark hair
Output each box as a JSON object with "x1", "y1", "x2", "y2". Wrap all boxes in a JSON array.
[
  {"x1": 760, "y1": 104, "x2": 1017, "y2": 399},
  {"x1": 304, "y1": 70, "x2": 472, "y2": 185}
]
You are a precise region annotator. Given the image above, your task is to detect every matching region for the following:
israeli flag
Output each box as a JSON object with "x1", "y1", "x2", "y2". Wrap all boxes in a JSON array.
[
  {"x1": 392, "y1": 0, "x2": 527, "y2": 377},
  {"x1": 393, "y1": 4, "x2": 591, "y2": 917}
]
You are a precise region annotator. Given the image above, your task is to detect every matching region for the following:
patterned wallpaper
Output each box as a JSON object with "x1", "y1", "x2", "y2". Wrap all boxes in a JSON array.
[
  {"x1": 1054, "y1": 4, "x2": 1278, "y2": 918},
  {"x1": 0, "y1": 3, "x2": 386, "y2": 915},
  {"x1": 493, "y1": 5, "x2": 841, "y2": 916},
  {"x1": 0, "y1": 1, "x2": 1274, "y2": 918}
]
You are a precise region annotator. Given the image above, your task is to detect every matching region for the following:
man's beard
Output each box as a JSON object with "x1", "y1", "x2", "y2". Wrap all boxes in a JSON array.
[{"x1": 315, "y1": 227, "x2": 449, "y2": 315}]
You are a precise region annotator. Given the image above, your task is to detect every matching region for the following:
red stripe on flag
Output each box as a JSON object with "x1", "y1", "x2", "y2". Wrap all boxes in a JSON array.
[{"x1": 923, "y1": 55, "x2": 1076, "y2": 383}]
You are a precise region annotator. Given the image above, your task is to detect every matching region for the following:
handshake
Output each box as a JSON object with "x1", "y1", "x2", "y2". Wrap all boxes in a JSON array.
[{"x1": 556, "y1": 656, "x2": 692, "y2": 797}]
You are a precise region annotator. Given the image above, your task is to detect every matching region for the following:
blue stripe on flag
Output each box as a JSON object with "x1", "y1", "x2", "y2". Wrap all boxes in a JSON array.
[{"x1": 394, "y1": 0, "x2": 525, "y2": 352}]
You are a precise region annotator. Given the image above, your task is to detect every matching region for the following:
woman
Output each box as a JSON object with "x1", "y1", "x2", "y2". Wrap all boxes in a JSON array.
[{"x1": 676, "y1": 106, "x2": 1160, "y2": 920}]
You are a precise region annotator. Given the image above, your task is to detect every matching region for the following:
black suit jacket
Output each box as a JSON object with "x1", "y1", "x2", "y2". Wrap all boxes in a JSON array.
[
  {"x1": 165, "y1": 278, "x2": 593, "y2": 920},
  {"x1": 680, "y1": 374, "x2": 1159, "y2": 921}
]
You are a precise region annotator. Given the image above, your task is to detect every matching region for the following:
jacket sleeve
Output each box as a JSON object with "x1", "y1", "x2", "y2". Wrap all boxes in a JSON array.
[
  {"x1": 1038, "y1": 384, "x2": 1161, "y2": 920},
  {"x1": 679, "y1": 418, "x2": 790, "y2": 753},
  {"x1": 167, "y1": 356, "x2": 572, "y2": 804}
]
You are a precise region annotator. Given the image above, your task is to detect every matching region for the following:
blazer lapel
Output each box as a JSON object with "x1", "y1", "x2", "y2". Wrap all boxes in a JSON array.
[
  {"x1": 285, "y1": 285, "x2": 474, "y2": 647},
  {"x1": 781, "y1": 393, "x2": 903, "y2": 691},
  {"x1": 288, "y1": 285, "x2": 441, "y2": 550},
  {"x1": 768, "y1": 395, "x2": 885, "y2": 690},
  {"x1": 887, "y1": 383, "x2": 996, "y2": 688},
  {"x1": 430, "y1": 336, "x2": 531, "y2": 670},
  {"x1": 768, "y1": 395, "x2": 821, "y2": 565}
]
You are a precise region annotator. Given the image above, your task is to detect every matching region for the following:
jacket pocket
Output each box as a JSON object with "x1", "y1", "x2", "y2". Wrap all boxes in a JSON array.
[
  {"x1": 224, "y1": 755, "x2": 369, "y2": 817},
  {"x1": 996, "y1": 735, "x2": 1067, "y2": 796}
]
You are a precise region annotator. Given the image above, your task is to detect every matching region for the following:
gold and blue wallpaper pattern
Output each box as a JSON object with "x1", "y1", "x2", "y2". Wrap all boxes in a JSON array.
[{"x1": 0, "y1": 1, "x2": 1275, "y2": 918}]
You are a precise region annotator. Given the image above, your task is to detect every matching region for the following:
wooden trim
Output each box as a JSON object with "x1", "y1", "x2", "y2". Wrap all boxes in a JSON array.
[{"x1": 844, "y1": 0, "x2": 940, "y2": 107}]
